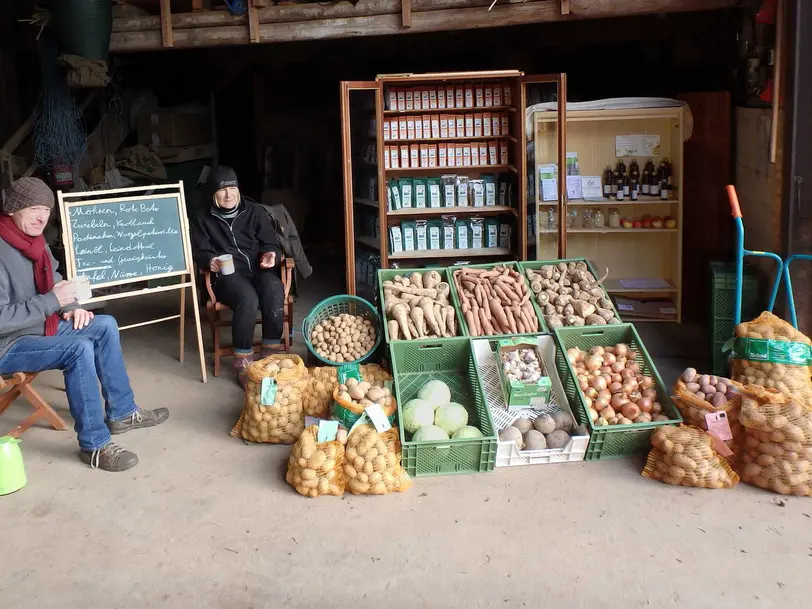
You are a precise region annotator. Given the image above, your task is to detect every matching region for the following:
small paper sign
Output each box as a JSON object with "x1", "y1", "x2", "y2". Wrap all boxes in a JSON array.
[
  {"x1": 317, "y1": 419, "x2": 339, "y2": 443},
  {"x1": 707, "y1": 431, "x2": 734, "y2": 457},
  {"x1": 365, "y1": 403, "x2": 392, "y2": 433},
  {"x1": 705, "y1": 412, "x2": 733, "y2": 441},
  {"x1": 260, "y1": 377, "x2": 277, "y2": 406},
  {"x1": 566, "y1": 175, "x2": 583, "y2": 200},
  {"x1": 580, "y1": 176, "x2": 605, "y2": 200},
  {"x1": 305, "y1": 416, "x2": 320, "y2": 428}
]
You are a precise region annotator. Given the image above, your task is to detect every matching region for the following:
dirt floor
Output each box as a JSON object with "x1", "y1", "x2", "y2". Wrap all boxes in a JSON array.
[{"x1": 1, "y1": 261, "x2": 811, "y2": 608}]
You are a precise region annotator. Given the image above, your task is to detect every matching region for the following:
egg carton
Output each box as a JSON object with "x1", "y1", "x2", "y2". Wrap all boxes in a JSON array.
[{"x1": 472, "y1": 336, "x2": 589, "y2": 467}]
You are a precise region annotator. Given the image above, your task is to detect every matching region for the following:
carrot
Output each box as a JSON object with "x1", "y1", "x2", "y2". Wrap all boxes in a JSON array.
[
  {"x1": 481, "y1": 290, "x2": 492, "y2": 320},
  {"x1": 470, "y1": 301, "x2": 482, "y2": 336},
  {"x1": 497, "y1": 279, "x2": 520, "y2": 303},
  {"x1": 490, "y1": 297, "x2": 509, "y2": 332},
  {"x1": 479, "y1": 308, "x2": 495, "y2": 336},
  {"x1": 464, "y1": 310, "x2": 478, "y2": 337},
  {"x1": 522, "y1": 301, "x2": 538, "y2": 331},
  {"x1": 504, "y1": 307, "x2": 518, "y2": 334},
  {"x1": 474, "y1": 284, "x2": 484, "y2": 308}
]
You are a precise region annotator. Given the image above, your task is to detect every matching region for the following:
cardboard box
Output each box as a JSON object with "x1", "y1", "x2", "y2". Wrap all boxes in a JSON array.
[
  {"x1": 479, "y1": 143, "x2": 488, "y2": 165},
  {"x1": 387, "y1": 88, "x2": 397, "y2": 111},
  {"x1": 503, "y1": 84, "x2": 512, "y2": 107},
  {"x1": 414, "y1": 88, "x2": 422, "y2": 110},
  {"x1": 421, "y1": 89, "x2": 430, "y2": 110},
  {"x1": 397, "y1": 89, "x2": 406, "y2": 111},
  {"x1": 474, "y1": 113, "x2": 483, "y2": 137},
  {"x1": 500, "y1": 142, "x2": 509, "y2": 165},
  {"x1": 439, "y1": 143, "x2": 448, "y2": 167},
  {"x1": 501, "y1": 114, "x2": 509, "y2": 136},
  {"x1": 455, "y1": 86, "x2": 464, "y2": 109},
  {"x1": 137, "y1": 107, "x2": 211, "y2": 148},
  {"x1": 390, "y1": 119, "x2": 399, "y2": 141},
  {"x1": 428, "y1": 145, "x2": 437, "y2": 168},
  {"x1": 429, "y1": 88, "x2": 438, "y2": 110},
  {"x1": 455, "y1": 144, "x2": 464, "y2": 168},
  {"x1": 493, "y1": 85, "x2": 502, "y2": 107},
  {"x1": 446, "y1": 86, "x2": 455, "y2": 110},
  {"x1": 471, "y1": 145, "x2": 480, "y2": 167},
  {"x1": 475, "y1": 85, "x2": 484, "y2": 108},
  {"x1": 464, "y1": 85, "x2": 474, "y2": 108},
  {"x1": 400, "y1": 146, "x2": 409, "y2": 169},
  {"x1": 488, "y1": 141, "x2": 498, "y2": 165},
  {"x1": 463, "y1": 145, "x2": 472, "y2": 167},
  {"x1": 405, "y1": 89, "x2": 414, "y2": 111},
  {"x1": 437, "y1": 88, "x2": 446, "y2": 110},
  {"x1": 399, "y1": 118, "x2": 407, "y2": 139},
  {"x1": 465, "y1": 115, "x2": 474, "y2": 138},
  {"x1": 498, "y1": 340, "x2": 552, "y2": 411},
  {"x1": 383, "y1": 121, "x2": 391, "y2": 141},
  {"x1": 419, "y1": 145, "x2": 429, "y2": 168},
  {"x1": 446, "y1": 144, "x2": 455, "y2": 167},
  {"x1": 407, "y1": 118, "x2": 416, "y2": 140},
  {"x1": 492, "y1": 115, "x2": 501, "y2": 136},
  {"x1": 415, "y1": 118, "x2": 423, "y2": 139},
  {"x1": 390, "y1": 147, "x2": 399, "y2": 169},
  {"x1": 484, "y1": 85, "x2": 493, "y2": 107},
  {"x1": 383, "y1": 146, "x2": 390, "y2": 169},
  {"x1": 422, "y1": 115, "x2": 431, "y2": 139},
  {"x1": 431, "y1": 116, "x2": 440, "y2": 139},
  {"x1": 456, "y1": 115, "x2": 465, "y2": 138},
  {"x1": 448, "y1": 115, "x2": 457, "y2": 139},
  {"x1": 440, "y1": 115, "x2": 449, "y2": 139},
  {"x1": 410, "y1": 145, "x2": 420, "y2": 168},
  {"x1": 483, "y1": 113, "x2": 492, "y2": 137}
]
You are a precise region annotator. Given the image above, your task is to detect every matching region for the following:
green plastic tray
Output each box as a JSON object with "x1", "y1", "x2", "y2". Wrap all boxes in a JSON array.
[
  {"x1": 709, "y1": 262, "x2": 760, "y2": 376},
  {"x1": 447, "y1": 261, "x2": 548, "y2": 338},
  {"x1": 553, "y1": 324, "x2": 682, "y2": 461},
  {"x1": 377, "y1": 267, "x2": 465, "y2": 344},
  {"x1": 389, "y1": 338, "x2": 497, "y2": 477},
  {"x1": 519, "y1": 258, "x2": 621, "y2": 328}
]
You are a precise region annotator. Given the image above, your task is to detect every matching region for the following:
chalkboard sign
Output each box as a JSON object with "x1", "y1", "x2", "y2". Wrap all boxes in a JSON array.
[{"x1": 63, "y1": 194, "x2": 190, "y2": 288}]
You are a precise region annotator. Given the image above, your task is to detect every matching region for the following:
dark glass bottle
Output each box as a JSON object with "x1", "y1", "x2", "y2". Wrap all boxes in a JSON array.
[{"x1": 603, "y1": 166, "x2": 613, "y2": 198}]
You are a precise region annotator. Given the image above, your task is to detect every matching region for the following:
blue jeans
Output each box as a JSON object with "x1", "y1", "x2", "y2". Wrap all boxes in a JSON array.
[{"x1": 0, "y1": 315, "x2": 138, "y2": 450}]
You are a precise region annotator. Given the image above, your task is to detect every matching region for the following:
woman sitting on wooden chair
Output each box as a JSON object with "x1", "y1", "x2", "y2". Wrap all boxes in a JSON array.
[{"x1": 191, "y1": 166, "x2": 285, "y2": 385}]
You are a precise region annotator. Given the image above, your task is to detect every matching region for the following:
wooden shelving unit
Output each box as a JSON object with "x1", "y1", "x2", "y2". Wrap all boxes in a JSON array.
[
  {"x1": 341, "y1": 71, "x2": 565, "y2": 295},
  {"x1": 532, "y1": 106, "x2": 684, "y2": 322}
]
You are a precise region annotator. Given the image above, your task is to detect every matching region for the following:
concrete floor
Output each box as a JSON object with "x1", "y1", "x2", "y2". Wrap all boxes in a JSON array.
[{"x1": 1, "y1": 261, "x2": 811, "y2": 608}]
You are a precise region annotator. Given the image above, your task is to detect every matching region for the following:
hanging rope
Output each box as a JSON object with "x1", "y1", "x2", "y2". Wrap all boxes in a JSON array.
[{"x1": 33, "y1": 35, "x2": 86, "y2": 169}]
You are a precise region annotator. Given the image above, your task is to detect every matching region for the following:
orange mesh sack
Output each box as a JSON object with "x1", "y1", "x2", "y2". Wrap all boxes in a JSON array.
[
  {"x1": 344, "y1": 424, "x2": 412, "y2": 495},
  {"x1": 642, "y1": 425, "x2": 740, "y2": 489},
  {"x1": 672, "y1": 375, "x2": 743, "y2": 456},
  {"x1": 730, "y1": 311, "x2": 812, "y2": 404},
  {"x1": 303, "y1": 367, "x2": 338, "y2": 418},
  {"x1": 231, "y1": 355, "x2": 308, "y2": 444},
  {"x1": 286, "y1": 425, "x2": 345, "y2": 498},
  {"x1": 737, "y1": 385, "x2": 812, "y2": 496}
]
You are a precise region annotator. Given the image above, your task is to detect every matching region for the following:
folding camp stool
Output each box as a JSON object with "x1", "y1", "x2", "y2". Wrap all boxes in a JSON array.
[{"x1": 0, "y1": 372, "x2": 67, "y2": 438}]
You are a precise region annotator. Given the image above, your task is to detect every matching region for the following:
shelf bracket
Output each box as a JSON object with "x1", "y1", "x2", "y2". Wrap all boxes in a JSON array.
[
  {"x1": 560, "y1": 0, "x2": 570, "y2": 15},
  {"x1": 248, "y1": 0, "x2": 261, "y2": 43},
  {"x1": 402, "y1": 0, "x2": 412, "y2": 28},
  {"x1": 160, "y1": 0, "x2": 173, "y2": 48}
]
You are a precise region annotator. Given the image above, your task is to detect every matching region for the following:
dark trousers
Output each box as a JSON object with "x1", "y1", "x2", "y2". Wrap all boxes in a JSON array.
[{"x1": 213, "y1": 270, "x2": 285, "y2": 351}]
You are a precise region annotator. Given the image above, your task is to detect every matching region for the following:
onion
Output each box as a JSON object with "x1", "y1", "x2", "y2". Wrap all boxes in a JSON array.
[
  {"x1": 611, "y1": 373, "x2": 623, "y2": 384},
  {"x1": 589, "y1": 346, "x2": 604, "y2": 356},
  {"x1": 594, "y1": 397, "x2": 610, "y2": 410},
  {"x1": 585, "y1": 355, "x2": 603, "y2": 371},
  {"x1": 615, "y1": 343, "x2": 629, "y2": 357},
  {"x1": 603, "y1": 353, "x2": 617, "y2": 366},
  {"x1": 628, "y1": 350, "x2": 638, "y2": 361},
  {"x1": 599, "y1": 406, "x2": 616, "y2": 420},
  {"x1": 566, "y1": 348, "x2": 582, "y2": 364},
  {"x1": 579, "y1": 379, "x2": 589, "y2": 391},
  {"x1": 602, "y1": 373, "x2": 612, "y2": 385},
  {"x1": 627, "y1": 361, "x2": 640, "y2": 373},
  {"x1": 628, "y1": 391, "x2": 641, "y2": 403},
  {"x1": 611, "y1": 393, "x2": 629, "y2": 409},
  {"x1": 585, "y1": 387, "x2": 598, "y2": 399},
  {"x1": 652, "y1": 401, "x2": 663, "y2": 414},
  {"x1": 638, "y1": 397, "x2": 653, "y2": 413},
  {"x1": 608, "y1": 381, "x2": 623, "y2": 393},
  {"x1": 584, "y1": 396, "x2": 593, "y2": 409},
  {"x1": 591, "y1": 376, "x2": 608, "y2": 391},
  {"x1": 616, "y1": 357, "x2": 627, "y2": 367},
  {"x1": 639, "y1": 376, "x2": 654, "y2": 390},
  {"x1": 642, "y1": 388, "x2": 657, "y2": 399},
  {"x1": 597, "y1": 388, "x2": 612, "y2": 401},
  {"x1": 621, "y1": 402, "x2": 641, "y2": 420},
  {"x1": 622, "y1": 377, "x2": 638, "y2": 390},
  {"x1": 601, "y1": 365, "x2": 612, "y2": 374},
  {"x1": 620, "y1": 368, "x2": 636, "y2": 380},
  {"x1": 611, "y1": 362, "x2": 625, "y2": 373}
]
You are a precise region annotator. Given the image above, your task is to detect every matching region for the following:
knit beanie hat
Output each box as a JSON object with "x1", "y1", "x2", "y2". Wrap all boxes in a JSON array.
[
  {"x1": 3, "y1": 178, "x2": 55, "y2": 214},
  {"x1": 208, "y1": 166, "x2": 239, "y2": 193}
]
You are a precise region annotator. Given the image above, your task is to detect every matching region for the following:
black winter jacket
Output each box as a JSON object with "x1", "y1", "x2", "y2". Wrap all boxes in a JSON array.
[{"x1": 191, "y1": 199, "x2": 281, "y2": 274}]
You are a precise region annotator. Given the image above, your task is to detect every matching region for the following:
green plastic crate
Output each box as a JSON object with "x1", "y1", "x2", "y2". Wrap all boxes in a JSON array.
[
  {"x1": 519, "y1": 258, "x2": 621, "y2": 327},
  {"x1": 709, "y1": 262, "x2": 760, "y2": 376},
  {"x1": 377, "y1": 267, "x2": 465, "y2": 344},
  {"x1": 553, "y1": 324, "x2": 682, "y2": 461},
  {"x1": 447, "y1": 261, "x2": 548, "y2": 337},
  {"x1": 390, "y1": 338, "x2": 497, "y2": 476}
]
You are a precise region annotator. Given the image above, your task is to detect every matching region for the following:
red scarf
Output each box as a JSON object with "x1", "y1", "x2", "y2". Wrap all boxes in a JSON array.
[{"x1": 0, "y1": 215, "x2": 59, "y2": 336}]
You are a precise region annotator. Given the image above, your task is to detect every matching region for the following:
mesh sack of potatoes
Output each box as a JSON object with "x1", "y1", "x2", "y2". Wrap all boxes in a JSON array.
[
  {"x1": 231, "y1": 355, "x2": 308, "y2": 444},
  {"x1": 737, "y1": 384, "x2": 812, "y2": 496},
  {"x1": 344, "y1": 424, "x2": 411, "y2": 495},
  {"x1": 286, "y1": 425, "x2": 345, "y2": 498},
  {"x1": 731, "y1": 311, "x2": 812, "y2": 404},
  {"x1": 642, "y1": 425, "x2": 740, "y2": 489},
  {"x1": 672, "y1": 372, "x2": 743, "y2": 456},
  {"x1": 302, "y1": 367, "x2": 339, "y2": 419}
]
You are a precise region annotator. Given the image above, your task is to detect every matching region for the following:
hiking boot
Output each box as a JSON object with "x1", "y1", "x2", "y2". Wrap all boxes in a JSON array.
[
  {"x1": 261, "y1": 341, "x2": 283, "y2": 360},
  {"x1": 79, "y1": 442, "x2": 138, "y2": 472},
  {"x1": 107, "y1": 407, "x2": 170, "y2": 435}
]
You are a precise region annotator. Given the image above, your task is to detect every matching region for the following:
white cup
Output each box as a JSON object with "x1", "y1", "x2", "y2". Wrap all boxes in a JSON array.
[
  {"x1": 73, "y1": 275, "x2": 92, "y2": 301},
  {"x1": 217, "y1": 254, "x2": 235, "y2": 275}
]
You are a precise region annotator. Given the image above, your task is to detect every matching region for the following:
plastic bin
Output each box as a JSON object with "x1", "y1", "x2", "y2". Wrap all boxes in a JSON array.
[
  {"x1": 471, "y1": 335, "x2": 589, "y2": 467},
  {"x1": 554, "y1": 324, "x2": 682, "y2": 461},
  {"x1": 390, "y1": 338, "x2": 497, "y2": 476},
  {"x1": 447, "y1": 261, "x2": 548, "y2": 337},
  {"x1": 709, "y1": 262, "x2": 760, "y2": 376}
]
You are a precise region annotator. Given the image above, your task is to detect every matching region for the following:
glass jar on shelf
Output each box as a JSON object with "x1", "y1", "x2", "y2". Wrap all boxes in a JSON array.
[
  {"x1": 548, "y1": 207, "x2": 558, "y2": 231},
  {"x1": 567, "y1": 208, "x2": 581, "y2": 229},
  {"x1": 608, "y1": 208, "x2": 620, "y2": 229},
  {"x1": 592, "y1": 207, "x2": 605, "y2": 228},
  {"x1": 581, "y1": 208, "x2": 594, "y2": 230}
]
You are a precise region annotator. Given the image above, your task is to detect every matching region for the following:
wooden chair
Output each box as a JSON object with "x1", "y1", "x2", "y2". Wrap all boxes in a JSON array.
[
  {"x1": 202, "y1": 258, "x2": 295, "y2": 376},
  {"x1": 0, "y1": 372, "x2": 68, "y2": 438}
]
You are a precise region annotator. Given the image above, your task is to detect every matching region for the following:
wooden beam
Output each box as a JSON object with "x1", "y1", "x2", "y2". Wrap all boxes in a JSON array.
[
  {"x1": 560, "y1": 0, "x2": 569, "y2": 15},
  {"x1": 111, "y1": 0, "x2": 739, "y2": 52},
  {"x1": 249, "y1": 0, "x2": 260, "y2": 43},
  {"x1": 160, "y1": 0, "x2": 174, "y2": 48},
  {"x1": 402, "y1": 0, "x2": 412, "y2": 27},
  {"x1": 770, "y1": 0, "x2": 784, "y2": 164}
]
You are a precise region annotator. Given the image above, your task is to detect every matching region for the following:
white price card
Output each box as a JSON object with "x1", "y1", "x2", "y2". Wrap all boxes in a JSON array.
[
  {"x1": 365, "y1": 404, "x2": 392, "y2": 433},
  {"x1": 539, "y1": 164, "x2": 558, "y2": 202},
  {"x1": 317, "y1": 419, "x2": 339, "y2": 443}
]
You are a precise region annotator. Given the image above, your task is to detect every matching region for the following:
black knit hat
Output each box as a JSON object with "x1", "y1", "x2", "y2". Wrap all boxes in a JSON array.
[{"x1": 208, "y1": 166, "x2": 239, "y2": 193}]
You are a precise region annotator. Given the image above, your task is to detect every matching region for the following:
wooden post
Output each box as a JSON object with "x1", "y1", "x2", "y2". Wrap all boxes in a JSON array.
[
  {"x1": 560, "y1": 0, "x2": 570, "y2": 15},
  {"x1": 160, "y1": 0, "x2": 174, "y2": 48},
  {"x1": 770, "y1": 0, "x2": 784, "y2": 164},
  {"x1": 192, "y1": 0, "x2": 204, "y2": 10},
  {"x1": 249, "y1": 0, "x2": 261, "y2": 43},
  {"x1": 402, "y1": 0, "x2": 412, "y2": 27}
]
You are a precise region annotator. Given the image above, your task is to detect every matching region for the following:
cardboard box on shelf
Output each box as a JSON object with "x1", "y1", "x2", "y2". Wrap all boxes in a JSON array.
[
  {"x1": 429, "y1": 89, "x2": 438, "y2": 110},
  {"x1": 474, "y1": 113, "x2": 483, "y2": 138},
  {"x1": 422, "y1": 115, "x2": 431, "y2": 139},
  {"x1": 456, "y1": 115, "x2": 465, "y2": 138},
  {"x1": 410, "y1": 145, "x2": 420, "y2": 168},
  {"x1": 400, "y1": 146, "x2": 409, "y2": 169},
  {"x1": 492, "y1": 115, "x2": 501, "y2": 136},
  {"x1": 465, "y1": 115, "x2": 474, "y2": 138},
  {"x1": 415, "y1": 117, "x2": 423, "y2": 139},
  {"x1": 483, "y1": 113, "x2": 492, "y2": 137},
  {"x1": 405, "y1": 89, "x2": 414, "y2": 111},
  {"x1": 446, "y1": 86, "x2": 455, "y2": 110},
  {"x1": 396, "y1": 88, "x2": 405, "y2": 111},
  {"x1": 493, "y1": 85, "x2": 502, "y2": 107},
  {"x1": 387, "y1": 88, "x2": 397, "y2": 111},
  {"x1": 475, "y1": 85, "x2": 484, "y2": 108},
  {"x1": 455, "y1": 86, "x2": 464, "y2": 109},
  {"x1": 421, "y1": 89, "x2": 430, "y2": 110},
  {"x1": 384, "y1": 146, "x2": 391, "y2": 169},
  {"x1": 485, "y1": 85, "x2": 493, "y2": 107},
  {"x1": 464, "y1": 85, "x2": 474, "y2": 108},
  {"x1": 479, "y1": 142, "x2": 488, "y2": 164},
  {"x1": 414, "y1": 88, "x2": 422, "y2": 110},
  {"x1": 431, "y1": 116, "x2": 440, "y2": 139},
  {"x1": 390, "y1": 147, "x2": 399, "y2": 169},
  {"x1": 439, "y1": 143, "x2": 448, "y2": 167},
  {"x1": 383, "y1": 121, "x2": 391, "y2": 141},
  {"x1": 428, "y1": 145, "x2": 437, "y2": 168}
]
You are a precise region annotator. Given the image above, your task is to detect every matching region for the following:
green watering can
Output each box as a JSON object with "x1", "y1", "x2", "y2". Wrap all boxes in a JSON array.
[{"x1": 0, "y1": 436, "x2": 27, "y2": 495}]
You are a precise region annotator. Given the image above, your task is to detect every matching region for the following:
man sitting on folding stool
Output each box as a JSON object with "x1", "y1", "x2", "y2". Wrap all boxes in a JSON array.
[{"x1": 0, "y1": 178, "x2": 168, "y2": 472}]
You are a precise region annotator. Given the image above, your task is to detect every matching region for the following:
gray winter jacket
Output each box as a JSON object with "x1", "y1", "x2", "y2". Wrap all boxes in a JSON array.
[
  {"x1": 0, "y1": 237, "x2": 77, "y2": 359},
  {"x1": 259, "y1": 203, "x2": 312, "y2": 279}
]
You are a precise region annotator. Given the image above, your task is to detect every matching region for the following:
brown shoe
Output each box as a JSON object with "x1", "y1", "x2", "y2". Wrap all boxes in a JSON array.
[
  {"x1": 234, "y1": 354, "x2": 254, "y2": 389},
  {"x1": 107, "y1": 407, "x2": 170, "y2": 435},
  {"x1": 79, "y1": 442, "x2": 138, "y2": 471}
]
